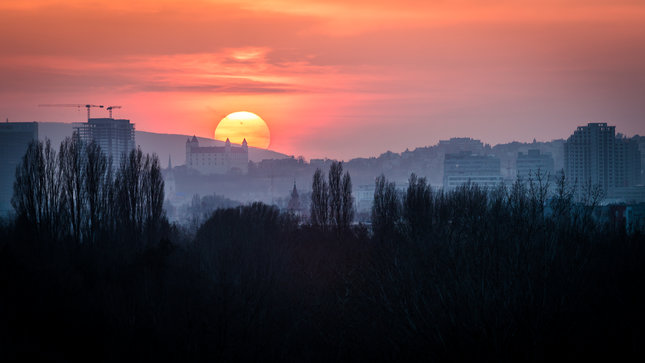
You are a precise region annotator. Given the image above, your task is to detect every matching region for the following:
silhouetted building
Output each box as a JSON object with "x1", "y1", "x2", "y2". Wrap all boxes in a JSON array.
[
  {"x1": 626, "y1": 203, "x2": 645, "y2": 234},
  {"x1": 287, "y1": 181, "x2": 301, "y2": 216},
  {"x1": 564, "y1": 123, "x2": 641, "y2": 192},
  {"x1": 164, "y1": 155, "x2": 176, "y2": 202},
  {"x1": 438, "y1": 137, "x2": 486, "y2": 155},
  {"x1": 635, "y1": 136, "x2": 645, "y2": 185},
  {"x1": 443, "y1": 151, "x2": 502, "y2": 190},
  {"x1": 185, "y1": 136, "x2": 248, "y2": 175},
  {"x1": 605, "y1": 186, "x2": 645, "y2": 204},
  {"x1": 74, "y1": 117, "x2": 135, "y2": 163},
  {"x1": 310, "y1": 158, "x2": 333, "y2": 170},
  {"x1": 0, "y1": 122, "x2": 38, "y2": 216},
  {"x1": 615, "y1": 136, "x2": 641, "y2": 187},
  {"x1": 516, "y1": 149, "x2": 555, "y2": 179},
  {"x1": 355, "y1": 184, "x2": 376, "y2": 212}
]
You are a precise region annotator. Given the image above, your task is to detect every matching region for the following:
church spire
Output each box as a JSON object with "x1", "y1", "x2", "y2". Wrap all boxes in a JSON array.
[{"x1": 288, "y1": 179, "x2": 300, "y2": 213}]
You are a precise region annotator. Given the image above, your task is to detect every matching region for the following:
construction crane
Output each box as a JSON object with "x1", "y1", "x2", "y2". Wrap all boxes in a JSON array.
[
  {"x1": 38, "y1": 104, "x2": 104, "y2": 121},
  {"x1": 106, "y1": 105, "x2": 122, "y2": 118}
]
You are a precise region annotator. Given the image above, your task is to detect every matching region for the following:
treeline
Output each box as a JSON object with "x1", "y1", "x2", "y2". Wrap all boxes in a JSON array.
[
  {"x1": 371, "y1": 172, "x2": 609, "y2": 243},
  {"x1": 1, "y1": 156, "x2": 644, "y2": 361},
  {"x1": 11, "y1": 138, "x2": 166, "y2": 244}
]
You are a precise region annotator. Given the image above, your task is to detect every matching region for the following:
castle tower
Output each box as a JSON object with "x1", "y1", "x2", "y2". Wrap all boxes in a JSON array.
[
  {"x1": 165, "y1": 155, "x2": 176, "y2": 202},
  {"x1": 242, "y1": 138, "x2": 248, "y2": 152},
  {"x1": 225, "y1": 137, "x2": 231, "y2": 153},
  {"x1": 186, "y1": 135, "x2": 199, "y2": 165}
]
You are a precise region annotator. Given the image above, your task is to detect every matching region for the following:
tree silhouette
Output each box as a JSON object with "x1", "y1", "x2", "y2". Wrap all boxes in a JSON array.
[
  {"x1": 328, "y1": 162, "x2": 343, "y2": 227},
  {"x1": 340, "y1": 171, "x2": 354, "y2": 230},
  {"x1": 12, "y1": 139, "x2": 63, "y2": 239},
  {"x1": 59, "y1": 136, "x2": 86, "y2": 242},
  {"x1": 12, "y1": 140, "x2": 164, "y2": 244},
  {"x1": 311, "y1": 162, "x2": 354, "y2": 230},
  {"x1": 310, "y1": 168, "x2": 329, "y2": 229},
  {"x1": 402, "y1": 173, "x2": 433, "y2": 242},
  {"x1": 371, "y1": 174, "x2": 400, "y2": 240}
]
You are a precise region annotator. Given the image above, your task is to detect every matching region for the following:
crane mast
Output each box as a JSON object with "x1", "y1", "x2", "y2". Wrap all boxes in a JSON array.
[
  {"x1": 106, "y1": 105, "x2": 122, "y2": 118},
  {"x1": 38, "y1": 104, "x2": 104, "y2": 121}
]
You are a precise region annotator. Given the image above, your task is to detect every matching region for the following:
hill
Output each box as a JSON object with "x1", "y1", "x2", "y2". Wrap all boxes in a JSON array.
[{"x1": 36, "y1": 122, "x2": 289, "y2": 163}]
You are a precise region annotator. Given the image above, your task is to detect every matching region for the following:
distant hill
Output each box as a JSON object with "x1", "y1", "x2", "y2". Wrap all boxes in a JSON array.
[{"x1": 36, "y1": 122, "x2": 289, "y2": 163}]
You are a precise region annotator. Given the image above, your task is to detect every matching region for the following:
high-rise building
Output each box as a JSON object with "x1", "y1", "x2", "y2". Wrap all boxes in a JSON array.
[
  {"x1": 615, "y1": 136, "x2": 641, "y2": 187},
  {"x1": 636, "y1": 136, "x2": 645, "y2": 185},
  {"x1": 564, "y1": 123, "x2": 641, "y2": 191},
  {"x1": 516, "y1": 149, "x2": 555, "y2": 180},
  {"x1": 74, "y1": 118, "x2": 135, "y2": 164},
  {"x1": 0, "y1": 122, "x2": 38, "y2": 216},
  {"x1": 443, "y1": 151, "x2": 502, "y2": 190}
]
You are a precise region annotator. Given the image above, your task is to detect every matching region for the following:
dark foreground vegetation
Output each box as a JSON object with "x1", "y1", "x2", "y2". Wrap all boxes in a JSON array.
[{"x1": 1, "y1": 143, "x2": 645, "y2": 361}]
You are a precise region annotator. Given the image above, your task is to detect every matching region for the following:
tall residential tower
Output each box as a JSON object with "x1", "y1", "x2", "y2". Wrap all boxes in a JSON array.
[
  {"x1": 74, "y1": 117, "x2": 135, "y2": 164},
  {"x1": 564, "y1": 122, "x2": 641, "y2": 191}
]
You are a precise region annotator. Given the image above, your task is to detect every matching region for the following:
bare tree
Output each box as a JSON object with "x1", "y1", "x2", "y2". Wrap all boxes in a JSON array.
[
  {"x1": 115, "y1": 148, "x2": 146, "y2": 237},
  {"x1": 402, "y1": 173, "x2": 433, "y2": 241},
  {"x1": 550, "y1": 172, "x2": 575, "y2": 229},
  {"x1": 59, "y1": 136, "x2": 87, "y2": 242},
  {"x1": 43, "y1": 139, "x2": 63, "y2": 238},
  {"x1": 12, "y1": 140, "x2": 44, "y2": 229},
  {"x1": 371, "y1": 174, "x2": 400, "y2": 240},
  {"x1": 577, "y1": 178, "x2": 605, "y2": 233},
  {"x1": 84, "y1": 141, "x2": 110, "y2": 242},
  {"x1": 340, "y1": 171, "x2": 354, "y2": 230},
  {"x1": 145, "y1": 153, "x2": 165, "y2": 234},
  {"x1": 310, "y1": 168, "x2": 329, "y2": 229},
  {"x1": 328, "y1": 162, "x2": 343, "y2": 228},
  {"x1": 113, "y1": 148, "x2": 165, "y2": 241},
  {"x1": 527, "y1": 169, "x2": 550, "y2": 227},
  {"x1": 12, "y1": 140, "x2": 63, "y2": 238}
]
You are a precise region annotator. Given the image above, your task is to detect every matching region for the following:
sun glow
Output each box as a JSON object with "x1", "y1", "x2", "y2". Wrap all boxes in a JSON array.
[{"x1": 214, "y1": 111, "x2": 271, "y2": 149}]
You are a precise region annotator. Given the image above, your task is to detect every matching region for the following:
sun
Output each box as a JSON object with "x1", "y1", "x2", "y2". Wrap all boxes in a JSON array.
[{"x1": 214, "y1": 111, "x2": 271, "y2": 149}]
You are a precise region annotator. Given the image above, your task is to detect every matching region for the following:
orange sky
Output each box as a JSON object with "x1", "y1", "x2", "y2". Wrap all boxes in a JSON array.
[{"x1": 1, "y1": 0, "x2": 644, "y2": 159}]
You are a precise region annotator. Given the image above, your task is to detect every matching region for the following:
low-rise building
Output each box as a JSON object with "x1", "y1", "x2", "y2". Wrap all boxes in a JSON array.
[
  {"x1": 626, "y1": 203, "x2": 645, "y2": 234},
  {"x1": 443, "y1": 151, "x2": 502, "y2": 190},
  {"x1": 185, "y1": 136, "x2": 248, "y2": 175},
  {"x1": 516, "y1": 149, "x2": 555, "y2": 180}
]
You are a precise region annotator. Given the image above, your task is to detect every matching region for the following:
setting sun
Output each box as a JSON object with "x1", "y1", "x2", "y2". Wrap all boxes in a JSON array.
[{"x1": 214, "y1": 111, "x2": 271, "y2": 149}]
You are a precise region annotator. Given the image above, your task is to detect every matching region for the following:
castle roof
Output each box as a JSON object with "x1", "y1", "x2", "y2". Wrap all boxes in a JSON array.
[{"x1": 190, "y1": 146, "x2": 247, "y2": 154}]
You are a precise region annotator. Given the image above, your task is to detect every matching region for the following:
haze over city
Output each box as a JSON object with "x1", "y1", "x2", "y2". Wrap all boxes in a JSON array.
[
  {"x1": 2, "y1": 0, "x2": 645, "y2": 159},
  {"x1": 2, "y1": 1, "x2": 645, "y2": 361}
]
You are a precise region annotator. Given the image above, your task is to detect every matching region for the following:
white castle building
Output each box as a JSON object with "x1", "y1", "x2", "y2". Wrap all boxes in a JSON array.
[{"x1": 185, "y1": 136, "x2": 249, "y2": 175}]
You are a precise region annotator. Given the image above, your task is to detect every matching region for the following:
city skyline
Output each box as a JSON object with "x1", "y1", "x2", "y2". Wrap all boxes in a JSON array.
[
  {"x1": 1, "y1": 0, "x2": 645, "y2": 160},
  {"x1": 2, "y1": 2, "x2": 645, "y2": 359}
]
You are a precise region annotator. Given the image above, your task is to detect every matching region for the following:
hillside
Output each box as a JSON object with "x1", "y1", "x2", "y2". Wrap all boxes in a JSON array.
[{"x1": 36, "y1": 122, "x2": 289, "y2": 163}]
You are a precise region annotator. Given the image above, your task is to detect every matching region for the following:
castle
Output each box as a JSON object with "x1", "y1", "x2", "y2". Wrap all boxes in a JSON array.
[{"x1": 185, "y1": 136, "x2": 249, "y2": 175}]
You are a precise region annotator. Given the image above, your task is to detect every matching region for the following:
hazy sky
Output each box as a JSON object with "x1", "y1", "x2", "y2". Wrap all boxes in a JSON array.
[{"x1": 1, "y1": 0, "x2": 644, "y2": 159}]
